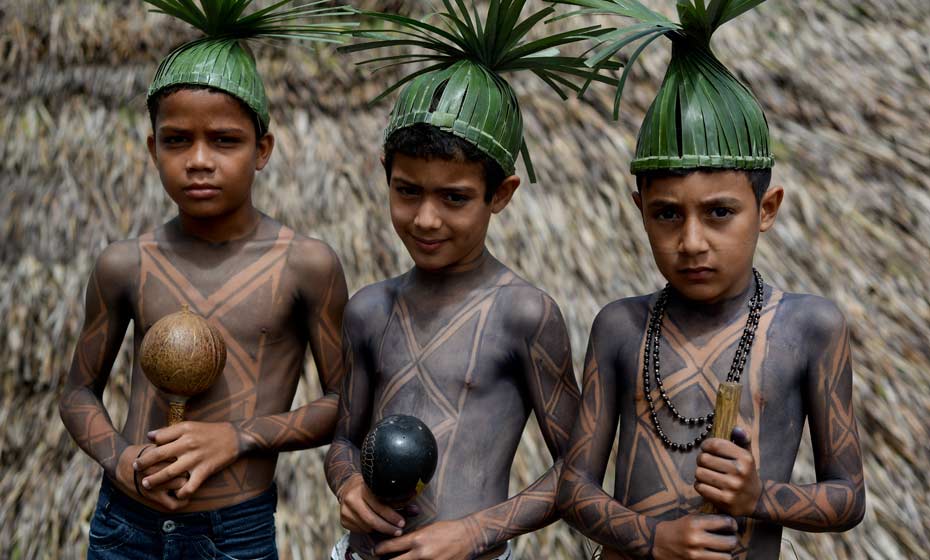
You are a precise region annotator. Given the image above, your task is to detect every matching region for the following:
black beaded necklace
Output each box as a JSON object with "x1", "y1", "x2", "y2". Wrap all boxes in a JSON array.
[{"x1": 643, "y1": 269, "x2": 765, "y2": 452}]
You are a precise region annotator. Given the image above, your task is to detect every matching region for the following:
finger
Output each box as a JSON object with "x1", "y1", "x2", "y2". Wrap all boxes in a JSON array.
[
  {"x1": 694, "y1": 483, "x2": 730, "y2": 507},
  {"x1": 357, "y1": 504, "x2": 404, "y2": 536},
  {"x1": 375, "y1": 534, "x2": 416, "y2": 555},
  {"x1": 148, "y1": 490, "x2": 189, "y2": 512},
  {"x1": 401, "y1": 503, "x2": 421, "y2": 517},
  {"x1": 731, "y1": 426, "x2": 751, "y2": 449},
  {"x1": 364, "y1": 495, "x2": 406, "y2": 528},
  {"x1": 700, "y1": 438, "x2": 742, "y2": 460},
  {"x1": 694, "y1": 466, "x2": 737, "y2": 491},
  {"x1": 696, "y1": 451, "x2": 738, "y2": 475},
  {"x1": 134, "y1": 442, "x2": 184, "y2": 471},
  {"x1": 175, "y1": 470, "x2": 207, "y2": 500},
  {"x1": 147, "y1": 423, "x2": 187, "y2": 445},
  {"x1": 162, "y1": 477, "x2": 187, "y2": 491},
  {"x1": 691, "y1": 552, "x2": 735, "y2": 560},
  {"x1": 700, "y1": 530, "x2": 740, "y2": 552},
  {"x1": 142, "y1": 460, "x2": 192, "y2": 490},
  {"x1": 697, "y1": 514, "x2": 738, "y2": 533}
]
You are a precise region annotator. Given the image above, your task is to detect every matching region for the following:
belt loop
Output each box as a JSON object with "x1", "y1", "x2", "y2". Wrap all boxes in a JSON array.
[{"x1": 210, "y1": 509, "x2": 223, "y2": 542}]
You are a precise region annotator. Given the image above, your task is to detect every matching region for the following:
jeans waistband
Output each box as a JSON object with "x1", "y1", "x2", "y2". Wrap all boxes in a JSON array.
[{"x1": 98, "y1": 476, "x2": 277, "y2": 539}]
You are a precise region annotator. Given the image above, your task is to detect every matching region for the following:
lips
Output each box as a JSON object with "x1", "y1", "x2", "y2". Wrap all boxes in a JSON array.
[
  {"x1": 411, "y1": 235, "x2": 447, "y2": 253},
  {"x1": 183, "y1": 184, "x2": 221, "y2": 200},
  {"x1": 679, "y1": 267, "x2": 715, "y2": 280}
]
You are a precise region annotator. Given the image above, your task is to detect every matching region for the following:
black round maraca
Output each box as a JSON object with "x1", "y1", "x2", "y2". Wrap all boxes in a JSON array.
[{"x1": 361, "y1": 415, "x2": 438, "y2": 505}]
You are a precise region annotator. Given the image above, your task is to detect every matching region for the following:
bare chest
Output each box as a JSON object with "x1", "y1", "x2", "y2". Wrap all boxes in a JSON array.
[{"x1": 614, "y1": 291, "x2": 806, "y2": 511}]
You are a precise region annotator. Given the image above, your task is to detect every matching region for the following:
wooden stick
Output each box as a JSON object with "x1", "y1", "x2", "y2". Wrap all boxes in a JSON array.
[{"x1": 699, "y1": 381, "x2": 742, "y2": 514}]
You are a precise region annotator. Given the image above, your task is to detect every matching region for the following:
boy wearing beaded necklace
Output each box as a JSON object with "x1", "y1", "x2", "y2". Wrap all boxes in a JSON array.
[{"x1": 554, "y1": 1, "x2": 865, "y2": 559}]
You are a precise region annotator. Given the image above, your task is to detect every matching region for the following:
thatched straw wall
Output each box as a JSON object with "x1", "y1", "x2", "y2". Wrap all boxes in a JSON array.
[{"x1": 2, "y1": 1, "x2": 928, "y2": 558}]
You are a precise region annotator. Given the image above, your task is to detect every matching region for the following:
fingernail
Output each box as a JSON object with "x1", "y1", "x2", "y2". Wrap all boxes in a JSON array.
[
  {"x1": 394, "y1": 530, "x2": 402, "y2": 537},
  {"x1": 398, "y1": 520, "x2": 405, "y2": 528},
  {"x1": 132, "y1": 462, "x2": 139, "y2": 470},
  {"x1": 147, "y1": 431, "x2": 156, "y2": 439},
  {"x1": 142, "y1": 480, "x2": 150, "y2": 489}
]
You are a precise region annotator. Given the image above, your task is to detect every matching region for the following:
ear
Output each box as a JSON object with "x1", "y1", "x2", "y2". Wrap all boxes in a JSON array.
[
  {"x1": 147, "y1": 134, "x2": 158, "y2": 165},
  {"x1": 759, "y1": 186, "x2": 784, "y2": 232},
  {"x1": 632, "y1": 190, "x2": 643, "y2": 213},
  {"x1": 380, "y1": 154, "x2": 390, "y2": 185},
  {"x1": 490, "y1": 175, "x2": 521, "y2": 214},
  {"x1": 255, "y1": 132, "x2": 275, "y2": 171}
]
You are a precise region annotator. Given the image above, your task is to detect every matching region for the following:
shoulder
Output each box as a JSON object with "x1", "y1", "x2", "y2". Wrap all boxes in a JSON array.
[
  {"x1": 285, "y1": 233, "x2": 344, "y2": 280},
  {"x1": 775, "y1": 291, "x2": 848, "y2": 341},
  {"x1": 343, "y1": 279, "x2": 398, "y2": 337},
  {"x1": 93, "y1": 240, "x2": 139, "y2": 286},
  {"x1": 497, "y1": 280, "x2": 566, "y2": 335},
  {"x1": 591, "y1": 294, "x2": 653, "y2": 337}
]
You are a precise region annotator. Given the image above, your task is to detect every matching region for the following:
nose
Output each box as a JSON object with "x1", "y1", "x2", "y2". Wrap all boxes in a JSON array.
[
  {"x1": 413, "y1": 199, "x2": 442, "y2": 231},
  {"x1": 678, "y1": 215, "x2": 710, "y2": 256},
  {"x1": 186, "y1": 140, "x2": 215, "y2": 174}
]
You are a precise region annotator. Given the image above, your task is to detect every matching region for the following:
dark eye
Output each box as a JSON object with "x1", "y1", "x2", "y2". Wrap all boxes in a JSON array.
[
  {"x1": 710, "y1": 207, "x2": 734, "y2": 218},
  {"x1": 216, "y1": 136, "x2": 241, "y2": 145},
  {"x1": 163, "y1": 135, "x2": 187, "y2": 145},
  {"x1": 444, "y1": 192, "x2": 469, "y2": 205},
  {"x1": 395, "y1": 185, "x2": 420, "y2": 198},
  {"x1": 655, "y1": 208, "x2": 679, "y2": 221}
]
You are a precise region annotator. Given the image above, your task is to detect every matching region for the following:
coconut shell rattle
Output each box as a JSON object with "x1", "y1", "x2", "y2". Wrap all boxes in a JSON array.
[
  {"x1": 361, "y1": 415, "x2": 438, "y2": 507},
  {"x1": 139, "y1": 305, "x2": 226, "y2": 425}
]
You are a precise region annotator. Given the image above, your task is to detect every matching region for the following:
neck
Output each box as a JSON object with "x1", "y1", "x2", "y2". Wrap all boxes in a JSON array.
[
  {"x1": 409, "y1": 248, "x2": 495, "y2": 291},
  {"x1": 667, "y1": 269, "x2": 757, "y2": 321},
  {"x1": 177, "y1": 205, "x2": 261, "y2": 244}
]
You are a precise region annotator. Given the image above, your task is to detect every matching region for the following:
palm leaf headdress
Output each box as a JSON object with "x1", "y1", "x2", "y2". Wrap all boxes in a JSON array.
[
  {"x1": 555, "y1": 0, "x2": 774, "y2": 174},
  {"x1": 343, "y1": 0, "x2": 618, "y2": 182},
  {"x1": 146, "y1": 0, "x2": 354, "y2": 133}
]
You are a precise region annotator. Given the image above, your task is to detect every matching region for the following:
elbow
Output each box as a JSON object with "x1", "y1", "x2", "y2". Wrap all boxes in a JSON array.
[
  {"x1": 555, "y1": 466, "x2": 579, "y2": 521},
  {"x1": 842, "y1": 491, "x2": 866, "y2": 531}
]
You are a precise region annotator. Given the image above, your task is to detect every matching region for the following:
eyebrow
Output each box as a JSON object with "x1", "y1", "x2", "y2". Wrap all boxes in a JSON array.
[
  {"x1": 700, "y1": 197, "x2": 743, "y2": 207},
  {"x1": 645, "y1": 198, "x2": 680, "y2": 210},
  {"x1": 393, "y1": 178, "x2": 478, "y2": 195},
  {"x1": 157, "y1": 126, "x2": 247, "y2": 135}
]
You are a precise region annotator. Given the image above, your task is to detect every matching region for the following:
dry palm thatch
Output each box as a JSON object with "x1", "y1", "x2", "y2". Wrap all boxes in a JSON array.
[{"x1": 1, "y1": 1, "x2": 929, "y2": 559}]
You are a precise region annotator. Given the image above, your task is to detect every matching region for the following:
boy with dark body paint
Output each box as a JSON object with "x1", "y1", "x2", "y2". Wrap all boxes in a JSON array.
[
  {"x1": 554, "y1": 1, "x2": 865, "y2": 559},
  {"x1": 59, "y1": 3, "x2": 349, "y2": 558},
  {"x1": 326, "y1": 126, "x2": 579, "y2": 560},
  {"x1": 321, "y1": 2, "x2": 618, "y2": 557}
]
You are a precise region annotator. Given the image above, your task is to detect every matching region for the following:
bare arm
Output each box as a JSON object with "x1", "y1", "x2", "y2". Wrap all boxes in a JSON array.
[
  {"x1": 324, "y1": 298, "x2": 372, "y2": 498},
  {"x1": 235, "y1": 243, "x2": 348, "y2": 453},
  {"x1": 557, "y1": 312, "x2": 660, "y2": 557},
  {"x1": 324, "y1": 292, "x2": 407, "y2": 537},
  {"x1": 752, "y1": 303, "x2": 865, "y2": 531},
  {"x1": 458, "y1": 292, "x2": 580, "y2": 554},
  {"x1": 59, "y1": 244, "x2": 134, "y2": 477}
]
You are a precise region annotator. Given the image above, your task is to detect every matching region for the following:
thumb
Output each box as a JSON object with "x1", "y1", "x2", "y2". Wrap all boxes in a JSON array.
[{"x1": 731, "y1": 426, "x2": 751, "y2": 449}]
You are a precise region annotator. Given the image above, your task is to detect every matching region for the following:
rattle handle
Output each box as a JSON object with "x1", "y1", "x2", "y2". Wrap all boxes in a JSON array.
[
  {"x1": 699, "y1": 382, "x2": 742, "y2": 514},
  {"x1": 167, "y1": 400, "x2": 186, "y2": 426}
]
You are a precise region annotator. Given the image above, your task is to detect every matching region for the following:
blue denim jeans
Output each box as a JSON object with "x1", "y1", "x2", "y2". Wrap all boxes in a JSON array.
[{"x1": 87, "y1": 477, "x2": 277, "y2": 559}]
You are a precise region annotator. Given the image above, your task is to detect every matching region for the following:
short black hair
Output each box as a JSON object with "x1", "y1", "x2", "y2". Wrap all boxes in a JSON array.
[
  {"x1": 635, "y1": 167, "x2": 772, "y2": 204},
  {"x1": 383, "y1": 123, "x2": 507, "y2": 203},
  {"x1": 147, "y1": 84, "x2": 265, "y2": 140}
]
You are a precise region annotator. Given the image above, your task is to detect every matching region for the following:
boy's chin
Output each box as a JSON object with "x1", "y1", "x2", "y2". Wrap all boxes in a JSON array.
[{"x1": 665, "y1": 279, "x2": 731, "y2": 304}]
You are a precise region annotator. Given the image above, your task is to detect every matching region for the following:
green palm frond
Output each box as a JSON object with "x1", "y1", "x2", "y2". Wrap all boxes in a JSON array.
[
  {"x1": 145, "y1": 0, "x2": 355, "y2": 134},
  {"x1": 143, "y1": 0, "x2": 355, "y2": 41},
  {"x1": 343, "y1": 0, "x2": 619, "y2": 102},
  {"x1": 552, "y1": 0, "x2": 773, "y2": 173},
  {"x1": 342, "y1": 0, "x2": 619, "y2": 183}
]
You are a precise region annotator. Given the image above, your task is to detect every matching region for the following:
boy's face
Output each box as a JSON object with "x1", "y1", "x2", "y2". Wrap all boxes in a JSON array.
[
  {"x1": 386, "y1": 153, "x2": 519, "y2": 272},
  {"x1": 147, "y1": 89, "x2": 273, "y2": 220},
  {"x1": 634, "y1": 170, "x2": 783, "y2": 304}
]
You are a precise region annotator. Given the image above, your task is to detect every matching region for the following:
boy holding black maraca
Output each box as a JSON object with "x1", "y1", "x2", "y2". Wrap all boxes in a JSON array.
[{"x1": 322, "y1": 1, "x2": 616, "y2": 558}]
